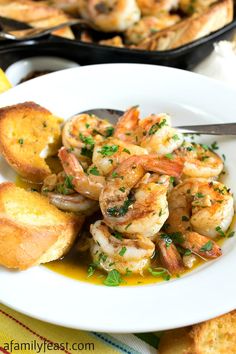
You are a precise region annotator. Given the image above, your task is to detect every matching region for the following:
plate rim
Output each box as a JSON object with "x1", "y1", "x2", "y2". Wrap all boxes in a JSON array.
[{"x1": 0, "y1": 63, "x2": 235, "y2": 333}]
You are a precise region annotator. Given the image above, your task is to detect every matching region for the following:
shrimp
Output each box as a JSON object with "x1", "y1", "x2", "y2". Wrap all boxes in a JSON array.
[
  {"x1": 58, "y1": 147, "x2": 105, "y2": 200},
  {"x1": 125, "y1": 14, "x2": 180, "y2": 45},
  {"x1": 157, "y1": 238, "x2": 185, "y2": 275},
  {"x1": 42, "y1": 173, "x2": 99, "y2": 215},
  {"x1": 62, "y1": 113, "x2": 114, "y2": 168},
  {"x1": 139, "y1": 113, "x2": 184, "y2": 155},
  {"x1": 100, "y1": 155, "x2": 184, "y2": 237},
  {"x1": 92, "y1": 137, "x2": 148, "y2": 176},
  {"x1": 78, "y1": 0, "x2": 141, "y2": 32},
  {"x1": 114, "y1": 106, "x2": 141, "y2": 144},
  {"x1": 137, "y1": 0, "x2": 179, "y2": 16},
  {"x1": 174, "y1": 142, "x2": 224, "y2": 180},
  {"x1": 165, "y1": 178, "x2": 234, "y2": 258},
  {"x1": 90, "y1": 220, "x2": 155, "y2": 274}
]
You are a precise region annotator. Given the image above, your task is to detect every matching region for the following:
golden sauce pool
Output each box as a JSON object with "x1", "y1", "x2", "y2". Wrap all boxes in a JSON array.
[{"x1": 15, "y1": 163, "x2": 235, "y2": 287}]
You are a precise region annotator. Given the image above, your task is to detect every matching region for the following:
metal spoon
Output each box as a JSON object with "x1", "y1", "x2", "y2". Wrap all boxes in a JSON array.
[
  {"x1": 0, "y1": 18, "x2": 89, "y2": 41},
  {"x1": 80, "y1": 108, "x2": 236, "y2": 135}
]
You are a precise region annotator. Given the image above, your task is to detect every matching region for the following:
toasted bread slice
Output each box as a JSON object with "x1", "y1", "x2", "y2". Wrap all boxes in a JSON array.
[
  {"x1": 138, "y1": 0, "x2": 233, "y2": 50},
  {"x1": 159, "y1": 327, "x2": 194, "y2": 354},
  {"x1": 0, "y1": 182, "x2": 84, "y2": 270},
  {"x1": 0, "y1": 0, "x2": 74, "y2": 39},
  {"x1": 159, "y1": 311, "x2": 236, "y2": 354},
  {"x1": 190, "y1": 310, "x2": 236, "y2": 354},
  {"x1": 0, "y1": 102, "x2": 62, "y2": 183}
]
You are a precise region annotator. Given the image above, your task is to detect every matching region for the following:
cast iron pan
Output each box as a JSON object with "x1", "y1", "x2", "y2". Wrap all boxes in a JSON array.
[{"x1": 0, "y1": 16, "x2": 236, "y2": 71}]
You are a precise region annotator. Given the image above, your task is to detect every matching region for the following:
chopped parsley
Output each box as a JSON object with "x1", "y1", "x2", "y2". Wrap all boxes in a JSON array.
[
  {"x1": 105, "y1": 126, "x2": 114, "y2": 137},
  {"x1": 182, "y1": 215, "x2": 189, "y2": 222},
  {"x1": 125, "y1": 223, "x2": 132, "y2": 230},
  {"x1": 85, "y1": 123, "x2": 90, "y2": 128},
  {"x1": 186, "y1": 145, "x2": 196, "y2": 152},
  {"x1": 165, "y1": 153, "x2": 173, "y2": 159},
  {"x1": 111, "y1": 172, "x2": 123, "y2": 179},
  {"x1": 201, "y1": 156, "x2": 210, "y2": 161},
  {"x1": 103, "y1": 269, "x2": 124, "y2": 287},
  {"x1": 81, "y1": 147, "x2": 93, "y2": 158},
  {"x1": 18, "y1": 138, "x2": 24, "y2": 145},
  {"x1": 119, "y1": 246, "x2": 127, "y2": 256},
  {"x1": 200, "y1": 240, "x2": 213, "y2": 252},
  {"x1": 228, "y1": 231, "x2": 235, "y2": 238},
  {"x1": 148, "y1": 119, "x2": 167, "y2": 135},
  {"x1": 195, "y1": 192, "x2": 204, "y2": 198},
  {"x1": 99, "y1": 144, "x2": 119, "y2": 156},
  {"x1": 89, "y1": 166, "x2": 100, "y2": 176},
  {"x1": 119, "y1": 187, "x2": 126, "y2": 193},
  {"x1": 125, "y1": 268, "x2": 132, "y2": 276},
  {"x1": 112, "y1": 231, "x2": 123, "y2": 240},
  {"x1": 172, "y1": 134, "x2": 180, "y2": 141},
  {"x1": 148, "y1": 267, "x2": 170, "y2": 281},
  {"x1": 107, "y1": 198, "x2": 133, "y2": 217},
  {"x1": 211, "y1": 141, "x2": 219, "y2": 150},
  {"x1": 123, "y1": 148, "x2": 131, "y2": 154},
  {"x1": 79, "y1": 133, "x2": 94, "y2": 147},
  {"x1": 64, "y1": 175, "x2": 74, "y2": 189},
  {"x1": 184, "y1": 249, "x2": 192, "y2": 256},
  {"x1": 215, "y1": 226, "x2": 225, "y2": 237},
  {"x1": 201, "y1": 144, "x2": 209, "y2": 151}
]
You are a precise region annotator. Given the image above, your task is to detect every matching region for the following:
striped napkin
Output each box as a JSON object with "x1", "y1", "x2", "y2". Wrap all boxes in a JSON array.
[{"x1": 0, "y1": 304, "x2": 159, "y2": 354}]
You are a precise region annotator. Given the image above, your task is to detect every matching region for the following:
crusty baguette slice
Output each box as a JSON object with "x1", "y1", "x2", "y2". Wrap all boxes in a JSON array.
[
  {"x1": 137, "y1": 0, "x2": 233, "y2": 50},
  {"x1": 190, "y1": 310, "x2": 236, "y2": 354},
  {"x1": 0, "y1": 182, "x2": 84, "y2": 270},
  {"x1": 159, "y1": 310, "x2": 236, "y2": 354},
  {"x1": 159, "y1": 327, "x2": 194, "y2": 354},
  {"x1": 0, "y1": 102, "x2": 62, "y2": 183},
  {"x1": 0, "y1": 0, "x2": 74, "y2": 39}
]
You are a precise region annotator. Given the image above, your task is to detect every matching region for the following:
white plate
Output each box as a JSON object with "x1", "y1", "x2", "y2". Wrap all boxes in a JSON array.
[{"x1": 0, "y1": 64, "x2": 235, "y2": 333}]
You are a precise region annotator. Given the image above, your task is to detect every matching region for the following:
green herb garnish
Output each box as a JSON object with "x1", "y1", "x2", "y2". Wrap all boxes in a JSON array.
[
  {"x1": 200, "y1": 241, "x2": 213, "y2": 252},
  {"x1": 99, "y1": 145, "x2": 119, "y2": 156},
  {"x1": 165, "y1": 153, "x2": 173, "y2": 159},
  {"x1": 107, "y1": 198, "x2": 133, "y2": 217},
  {"x1": 105, "y1": 126, "x2": 114, "y2": 137},
  {"x1": 64, "y1": 175, "x2": 74, "y2": 189},
  {"x1": 211, "y1": 141, "x2": 219, "y2": 150},
  {"x1": 123, "y1": 148, "x2": 131, "y2": 154},
  {"x1": 103, "y1": 269, "x2": 123, "y2": 287},
  {"x1": 215, "y1": 226, "x2": 225, "y2": 237},
  {"x1": 89, "y1": 166, "x2": 100, "y2": 176},
  {"x1": 148, "y1": 119, "x2": 167, "y2": 135},
  {"x1": 119, "y1": 247, "x2": 127, "y2": 256}
]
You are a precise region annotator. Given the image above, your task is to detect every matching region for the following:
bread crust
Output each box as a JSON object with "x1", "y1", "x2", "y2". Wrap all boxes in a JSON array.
[
  {"x1": 190, "y1": 310, "x2": 236, "y2": 354},
  {"x1": 0, "y1": 0, "x2": 74, "y2": 39},
  {"x1": 0, "y1": 182, "x2": 84, "y2": 270},
  {"x1": 0, "y1": 102, "x2": 62, "y2": 183},
  {"x1": 159, "y1": 311, "x2": 236, "y2": 354},
  {"x1": 138, "y1": 0, "x2": 233, "y2": 50}
]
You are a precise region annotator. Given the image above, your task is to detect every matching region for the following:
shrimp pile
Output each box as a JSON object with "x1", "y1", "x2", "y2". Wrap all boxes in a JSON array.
[{"x1": 42, "y1": 106, "x2": 235, "y2": 284}]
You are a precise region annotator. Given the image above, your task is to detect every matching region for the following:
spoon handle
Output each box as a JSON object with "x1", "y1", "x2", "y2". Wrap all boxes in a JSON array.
[{"x1": 176, "y1": 123, "x2": 236, "y2": 135}]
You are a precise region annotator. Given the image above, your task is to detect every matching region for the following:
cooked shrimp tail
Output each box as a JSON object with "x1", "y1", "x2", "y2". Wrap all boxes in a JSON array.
[
  {"x1": 157, "y1": 239, "x2": 185, "y2": 275},
  {"x1": 114, "y1": 106, "x2": 141, "y2": 144},
  {"x1": 182, "y1": 232, "x2": 222, "y2": 259},
  {"x1": 59, "y1": 147, "x2": 105, "y2": 200}
]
